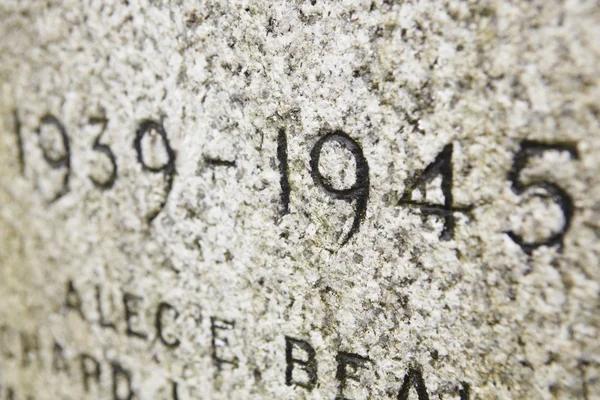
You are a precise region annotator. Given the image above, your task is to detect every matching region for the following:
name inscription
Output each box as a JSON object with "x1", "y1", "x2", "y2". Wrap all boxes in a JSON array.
[{"x1": 0, "y1": 279, "x2": 472, "y2": 400}]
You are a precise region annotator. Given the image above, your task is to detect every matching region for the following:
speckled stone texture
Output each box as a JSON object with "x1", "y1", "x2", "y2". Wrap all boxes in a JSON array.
[{"x1": 0, "y1": 0, "x2": 598, "y2": 399}]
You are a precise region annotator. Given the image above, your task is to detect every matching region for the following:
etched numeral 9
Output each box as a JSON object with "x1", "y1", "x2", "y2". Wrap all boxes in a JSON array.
[
  {"x1": 134, "y1": 119, "x2": 176, "y2": 222},
  {"x1": 36, "y1": 114, "x2": 71, "y2": 202},
  {"x1": 309, "y1": 130, "x2": 370, "y2": 245}
]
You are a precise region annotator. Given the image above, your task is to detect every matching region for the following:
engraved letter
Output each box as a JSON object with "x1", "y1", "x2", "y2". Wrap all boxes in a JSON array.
[
  {"x1": 20, "y1": 330, "x2": 41, "y2": 367},
  {"x1": 80, "y1": 354, "x2": 101, "y2": 393},
  {"x1": 96, "y1": 285, "x2": 117, "y2": 330},
  {"x1": 52, "y1": 341, "x2": 70, "y2": 374},
  {"x1": 112, "y1": 362, "x2": 134, "y2": 400},
  {"x1": 210, "y1": 317, "x2": 238, "y2": 370},
  {"x1": 335, "y1": 352, "x2": 371, "y2": 400},
  {"x1": 64, "y1": 280, "x2": 85, "y2": 319},
  {"x1": 123, "y1": 292, "x2": 148, "y2": 339},
  {"x1": 285, "y1": 336, "x2": 318, "y2": 391},
  {"x1": 397, "y1": 367, "x2": 429, "y2": 400},
  {"x1": 156, "y1": 302, "x2": 180, "y2": 348}
]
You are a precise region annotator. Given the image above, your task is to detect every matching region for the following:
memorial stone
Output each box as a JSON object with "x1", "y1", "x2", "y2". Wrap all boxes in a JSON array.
[{"x1": 0, "y1": 0, "x2": 599, "y2": 399}]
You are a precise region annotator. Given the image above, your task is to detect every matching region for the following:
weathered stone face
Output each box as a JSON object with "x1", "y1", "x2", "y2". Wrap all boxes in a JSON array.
[{"x1": 0, "y1": 1, "x2": 598, "y2": 399}]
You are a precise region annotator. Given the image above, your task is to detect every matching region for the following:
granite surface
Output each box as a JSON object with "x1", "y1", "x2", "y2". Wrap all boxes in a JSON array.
[{"x1": 0, "y1": 0, "x2": 599, "y2": 399}]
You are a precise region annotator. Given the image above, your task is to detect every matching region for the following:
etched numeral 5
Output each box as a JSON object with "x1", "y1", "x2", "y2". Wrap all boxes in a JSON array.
[{"x1": 507, "y1": 140, "x2": 579, "y2": 254}]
